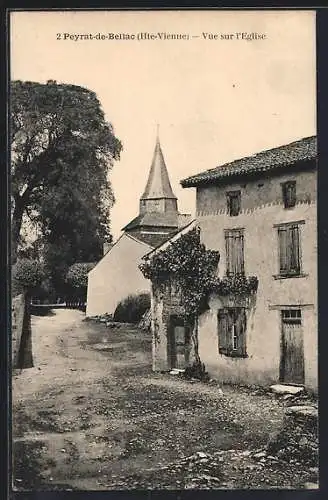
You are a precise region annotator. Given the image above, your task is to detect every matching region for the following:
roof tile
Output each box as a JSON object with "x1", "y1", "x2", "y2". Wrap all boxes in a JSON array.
[{"x1": 181, "y1": 136, "x2": 317, "y2": 187}]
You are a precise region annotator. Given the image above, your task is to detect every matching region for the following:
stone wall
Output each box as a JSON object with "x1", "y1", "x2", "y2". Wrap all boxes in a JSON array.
[
  {"x1": 196, "y1": 168, "x2": 315, "y2": 215},
  {"x1": 12, "y1": 294, "x2": 25, "y2": 368},
  {"x1": 151, "y1": 281, "x2": 188, "y2": 371}
]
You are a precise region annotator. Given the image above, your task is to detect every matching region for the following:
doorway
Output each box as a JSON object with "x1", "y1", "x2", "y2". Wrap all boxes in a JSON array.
[
  {"x1": 280, "y1": 308, "x2": 304, "y2": 385},
  {"x1": 168, "y1": 315, "x2": 191, "y2": 369}
]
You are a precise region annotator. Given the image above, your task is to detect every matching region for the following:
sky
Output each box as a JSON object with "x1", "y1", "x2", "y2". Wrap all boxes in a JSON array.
[{"x1": 10, "y1": 10, "x2": 316, "y2": 241}]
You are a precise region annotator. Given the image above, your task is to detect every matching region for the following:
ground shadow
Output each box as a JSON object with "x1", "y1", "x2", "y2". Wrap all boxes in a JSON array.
[{"x1": 31, "y1": 306, "x2": 56, "y2": 317}]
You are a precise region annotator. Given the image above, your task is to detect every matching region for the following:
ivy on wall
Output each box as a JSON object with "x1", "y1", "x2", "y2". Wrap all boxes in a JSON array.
[
  {"x1": 140, "y1": 228, "x2": 220, "y2": 320},
  {"x1": 140, "y1": 226, "x2": 258, "y2": 365}
]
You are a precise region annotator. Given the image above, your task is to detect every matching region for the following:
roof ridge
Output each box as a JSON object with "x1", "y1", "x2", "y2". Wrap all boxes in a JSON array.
[
  {"x1": 205, "y1": 135, "x2": 316, "y2": 175},
  {"x1": 181, "y1": 135, "x2": 317, "y2": 187}
]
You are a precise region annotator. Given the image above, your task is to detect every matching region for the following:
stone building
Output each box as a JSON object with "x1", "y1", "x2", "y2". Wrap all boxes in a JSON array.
[
  {"x1": 86, "y1": 136, "x2": 191, "y2": 317},
  {"x1": 149, "y1": 136, "x2": 317, "y2": 391}
]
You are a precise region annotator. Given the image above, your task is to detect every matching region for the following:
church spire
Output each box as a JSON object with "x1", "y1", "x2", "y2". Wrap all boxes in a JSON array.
[{"x1": 141, "y1": 132, "x2": 177, "y2": 201}]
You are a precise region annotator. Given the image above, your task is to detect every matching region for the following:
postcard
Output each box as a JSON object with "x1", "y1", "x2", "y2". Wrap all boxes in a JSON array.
[{"x1": 10, "y1": 9, "x2": 318, "y2": 492}]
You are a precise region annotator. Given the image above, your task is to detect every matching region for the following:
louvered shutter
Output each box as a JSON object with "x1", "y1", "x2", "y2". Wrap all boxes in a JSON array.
[
  {"x1": 278, "y1": 227, "x2": 288, "y2": 274},
  {"x1": 289, "y1": 225, "x2": 300, "y2": 273},
  {"x1": 235, "y1": 307, "x2": 247, "y2": 356},
  {"x1": 218, "y1": 309, "x2": 229, "y2": 354},
  {"x1": 235, "y1": 232, "x2": 244, "y2": 275},
  {"x1": 225, "y1": 234, "x2": 233, "y2": 276}
]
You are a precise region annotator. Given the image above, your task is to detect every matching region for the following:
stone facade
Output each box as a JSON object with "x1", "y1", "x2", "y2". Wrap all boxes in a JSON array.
[
  {"x1": 196, "y1": 168, "x2": 317, "y2": 391},
  {"x1": 151, "y1": 137, "x2": 317, "y2": 392},
  {"x1": 151, "y1": 281, "x2": 194, "y2": 372}
]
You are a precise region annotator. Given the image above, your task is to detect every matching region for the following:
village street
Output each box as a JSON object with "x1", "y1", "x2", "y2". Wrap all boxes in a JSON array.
[{"x1": 12, "y1": 309, "x2": 317, "y2": 491}]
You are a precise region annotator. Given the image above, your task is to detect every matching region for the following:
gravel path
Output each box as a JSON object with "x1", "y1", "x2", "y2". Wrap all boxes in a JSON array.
[{"x1": 12, "y1": 309, "x2": 317, "y2": 490}]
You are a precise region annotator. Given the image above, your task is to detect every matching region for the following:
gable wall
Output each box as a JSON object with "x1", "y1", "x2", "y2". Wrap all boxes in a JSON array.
[{"x1": 86, "y1": 234, "x2": 152, "y2": 317}]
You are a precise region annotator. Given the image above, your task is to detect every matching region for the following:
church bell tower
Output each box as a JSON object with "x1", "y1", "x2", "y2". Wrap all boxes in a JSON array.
[{"x1": 122, "y1": 132, "x2": 180, "y2": 247}]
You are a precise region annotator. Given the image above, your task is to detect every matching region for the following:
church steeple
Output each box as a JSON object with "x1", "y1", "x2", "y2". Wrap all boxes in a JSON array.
[
  {"x1": 122, "y1": 131, "x2": 180, "y2": 247},
  {"x1": 140, "y1": 134, "x2": 177, "y2": 208}
]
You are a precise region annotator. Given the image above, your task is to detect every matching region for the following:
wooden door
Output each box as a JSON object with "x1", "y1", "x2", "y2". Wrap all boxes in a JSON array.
[
  {"x1": 280, "y1": 309, "x2": 304, "y2": 385},
  {"x1": 168, "y1": 316, "x2": 191, "y2": 369}
]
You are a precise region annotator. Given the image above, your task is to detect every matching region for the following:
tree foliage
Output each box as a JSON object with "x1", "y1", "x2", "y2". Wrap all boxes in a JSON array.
[
  {"x1": 12, "y1": 258, "x2": 47, "y2": 295},
  {"x1": 140, "y1": 226, "x2": 258, "y2": 365},
  {"x1": 65, "y1": 262, "x2": 96, "y2": 290},
  {"x1": 11, "y1": 80, "x2": 122, "y2": 264},
  {"x1": 140, "y1": 227, "x2": 220, "y2": 364}
]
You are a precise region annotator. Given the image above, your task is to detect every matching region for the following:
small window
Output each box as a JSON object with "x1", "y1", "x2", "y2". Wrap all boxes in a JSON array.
[
  {"x1": 227, "y1": 191, "x2": 241, "y2": 216},
  {"x1": 218, "y1": 307, "x2": 247, "y2": 357},
  {"x1": 281, "y1": 309, "x2": 302, "y2": 325},
  {"x1": 225, "y1": 228, "x2": 244, "y2": 276},
  {"x1": 277, "y1": 223, "x2": 301, "y2": 277},
  {"x1": 282, "y1": 181, "x2": 296, "y2": 209}
]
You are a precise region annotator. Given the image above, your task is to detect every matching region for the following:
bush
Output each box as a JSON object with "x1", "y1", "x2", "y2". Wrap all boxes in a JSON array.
[
  {"x1": 12, "y1": 258, "x2": 46, "y2": 296},
  {"x1": 65, "y1": 262, "x2": 96, "y2": 289},
  {"x1": 113, "y1": 293, "x2": 151, "y2": 323}
]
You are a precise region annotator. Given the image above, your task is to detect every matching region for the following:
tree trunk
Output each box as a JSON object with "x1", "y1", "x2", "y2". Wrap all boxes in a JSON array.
[
  {"x1": 191, "y1": 314, "x2": 201, "y2": 365},
  {"x1": 11, "y1": 198, "x2": 25, "y2": 265},
  {"x1": 17, "y1": 291, "x2": 33, "y2": 369}
]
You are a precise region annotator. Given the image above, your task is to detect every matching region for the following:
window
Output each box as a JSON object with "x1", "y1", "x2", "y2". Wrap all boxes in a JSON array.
[
  {"x1": 227, "y1": 191, "x2": 241, "y2": 216},
  {"x1": 218, "y1": 307, "x2": 247, "y2": 357},
  {"x1": 282, "y1": 181, "x2": 296, "y2": 209},
  {"x1": 281, "y1": 308, "x2": 302, "y2": 325},
  {"x1": 277, "y1": 223, "x2": 301, "y2": 276},
  {"x1": 225, "y1": 229, "x2": 244, "y2": 276}
]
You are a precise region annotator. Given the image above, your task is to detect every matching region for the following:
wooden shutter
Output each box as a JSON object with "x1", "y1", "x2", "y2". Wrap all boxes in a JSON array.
[
  {"x1": 225, "y1": 230, "x2": 244, "y2": 276},
  {"x1": 278, "y1": 227, "x2": 289, "y2": 274},
  {"x1": 289, "y1": 225, "x2": 300, "y2": 273},
  {"x1": 235, "y1": 308, "x2": 247, "y2": 356},
  {"x1": 235, "y1": 231, "x2": 244, "y2": 275},
  {"x1": 278, "y1": 224, "x2": 300, "y2": 275},
  {"x1": 225, "y1": 233, "x2": 233, "y2": 276},
  {"x1": 218, "y1": 309, "x2": 229, "y2": 354}
]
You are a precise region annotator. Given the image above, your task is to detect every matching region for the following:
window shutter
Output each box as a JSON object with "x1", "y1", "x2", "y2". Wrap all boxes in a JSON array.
[
  {"x1": 289, "y1": 225, "x2": 300, "y2": 273},
  {"x1": 225, "y1": 230, "x2": 245, "y2": 276},
  {"x1": 278, "y1": 227, "x2": 288, "y2": 274},
  {"x1": 218, "y1": 309, "x2": 229, "y2": 353},
  {"x1": 225, "y1": 234, "x2": 232, "y2": 275},
  {"x1": 235, "y1": 308, "x2": 247, "y2": 356},
  {"x1": 235, "y1": 232, "x2": 244, "y2": 275}
]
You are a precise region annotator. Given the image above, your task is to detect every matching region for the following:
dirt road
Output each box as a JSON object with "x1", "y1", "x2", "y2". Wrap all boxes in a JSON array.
[{"x1": 12, "y1": 309, "x2": 316, "y2": 490}]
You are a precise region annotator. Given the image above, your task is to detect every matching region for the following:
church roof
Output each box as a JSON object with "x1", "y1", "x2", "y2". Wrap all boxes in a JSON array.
[
  {"x1": 122, "y1": 211, "x2": 179, "y2": 231},
  {"x1": 141, "y1": 137, "x2": 177, "y2": 200}
]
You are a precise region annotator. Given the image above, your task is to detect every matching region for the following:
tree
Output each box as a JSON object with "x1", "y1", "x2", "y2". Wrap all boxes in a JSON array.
[
  {"x1": 65, "y1": 262, "x2": 96, "y2": 305},
  {"x1": 11, "y1": 80, "x2": 122, "y2": 264}
]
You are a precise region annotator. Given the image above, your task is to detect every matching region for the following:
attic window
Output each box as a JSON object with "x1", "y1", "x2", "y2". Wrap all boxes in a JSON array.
[
  {"x1": 227, "y1": 191, "x2": 241, "y2": 216},
  {"x1": 282, "y1": 181, "x2": 296, "y2": 209}
]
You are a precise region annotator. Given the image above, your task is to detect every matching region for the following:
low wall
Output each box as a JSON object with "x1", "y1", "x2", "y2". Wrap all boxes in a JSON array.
[{"x1": 12, "y1": 294, "x2": 25, "y2": 368}]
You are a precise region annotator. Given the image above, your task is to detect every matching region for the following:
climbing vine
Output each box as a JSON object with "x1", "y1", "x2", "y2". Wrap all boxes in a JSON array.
[
  {"x1": 140, "y1": 226, "x2": 258, "y2": 365},
  {"x1": 140, "y1": 227, "x2": 218, "y2": 364}
]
